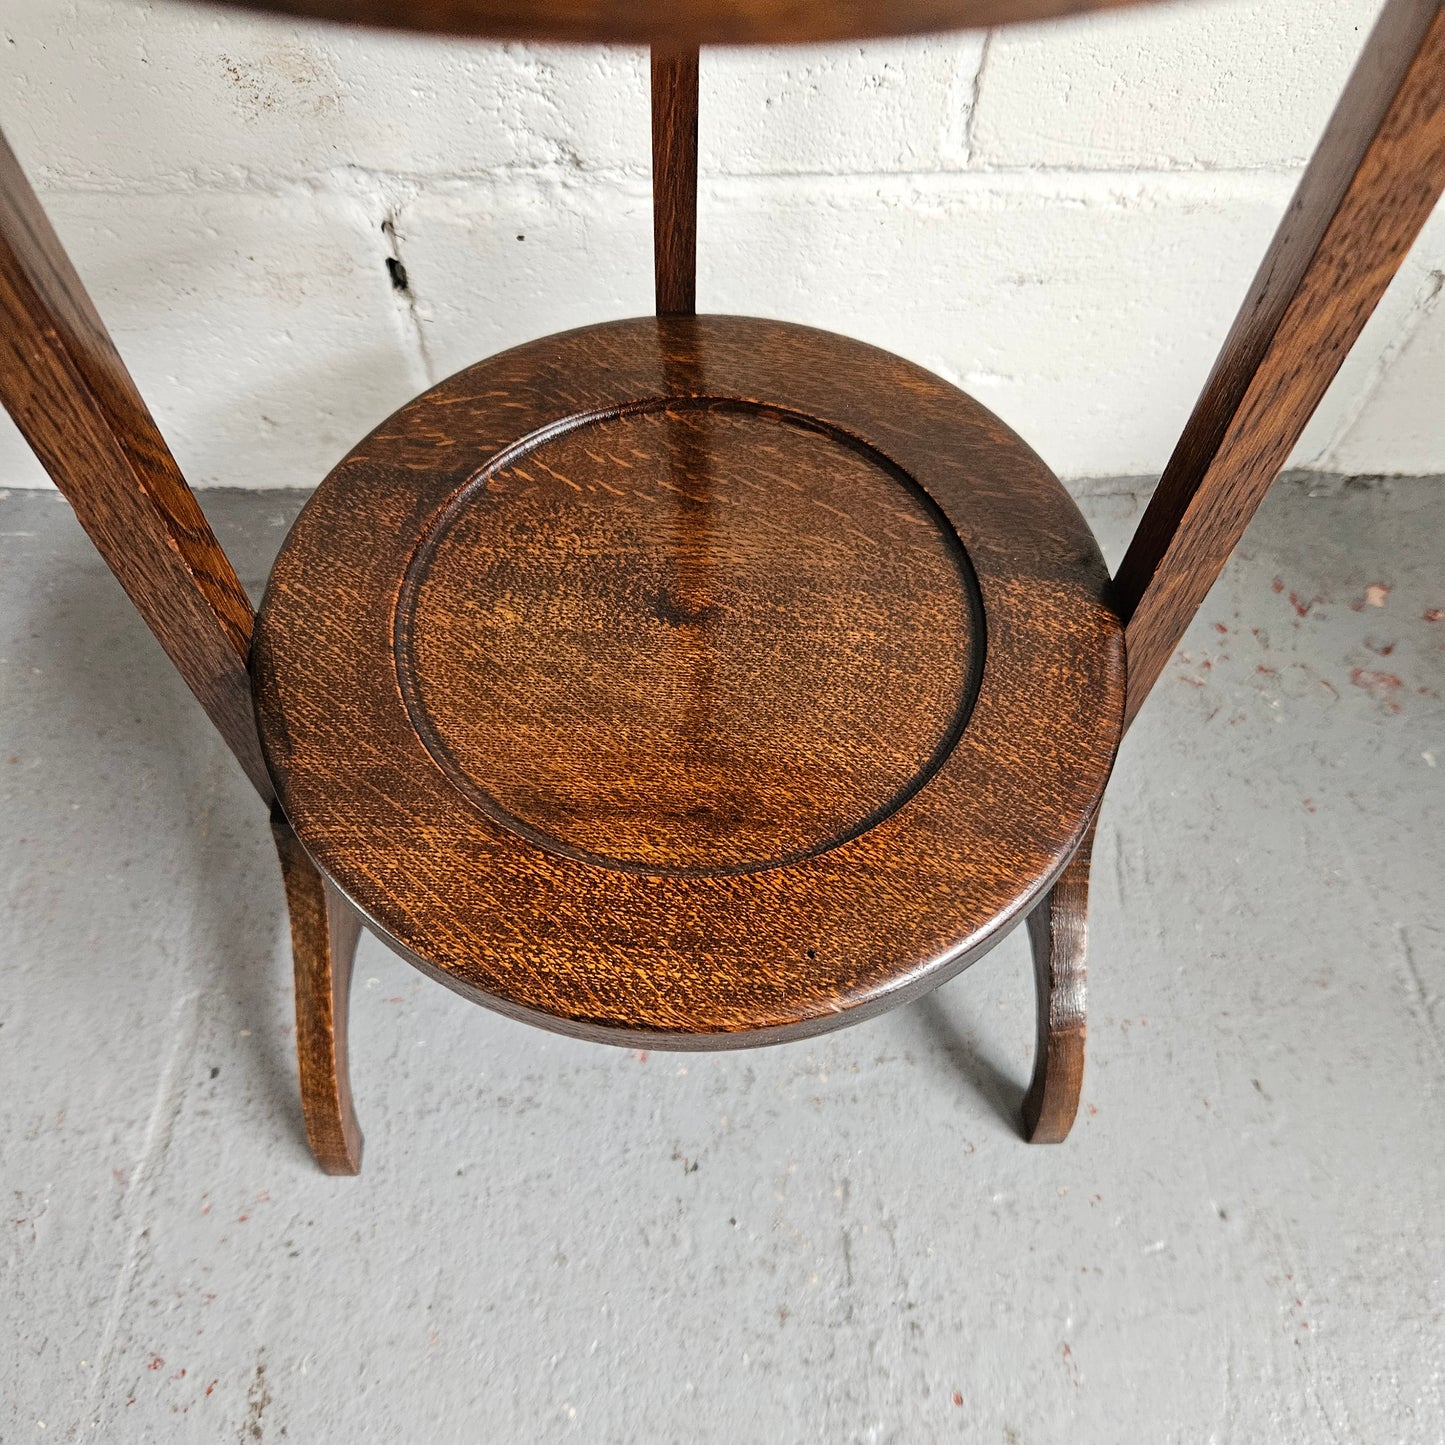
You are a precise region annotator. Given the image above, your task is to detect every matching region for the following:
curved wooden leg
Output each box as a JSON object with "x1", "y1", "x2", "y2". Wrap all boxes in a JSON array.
[
  {"x1": 270, "y1": 810, "x2": 364, "y2": 1175},
  {"x1": 1022, "y1": 820, "x2": 1096, "y2": 1144}
]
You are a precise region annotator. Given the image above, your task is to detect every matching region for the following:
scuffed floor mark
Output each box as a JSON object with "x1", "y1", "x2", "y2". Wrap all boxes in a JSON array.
[
  {"x1": 240, "y1": 1349, "x2": 271, "y2": 1442},
  {"x1": 1394, "y1": 926, "x2": 1445, "y2": 1073},
  {"x1": 1111, "y1": 824, "x2": 1127, "y2": 907},
  {"x1": 84, "y1": 987, "x2": 203, "y2": 1431},
  {"x1": 1255, "y1": 1219, "x2": 1354, "y2": 1445}
]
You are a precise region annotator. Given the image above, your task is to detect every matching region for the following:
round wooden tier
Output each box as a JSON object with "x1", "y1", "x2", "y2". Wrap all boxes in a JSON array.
[
  {"x1": 252, "y1": 315, "x2": 1124, "y2": 1047},
  {"x1": 199, "y1": 0, "x2": 1159, "y2": 43}
]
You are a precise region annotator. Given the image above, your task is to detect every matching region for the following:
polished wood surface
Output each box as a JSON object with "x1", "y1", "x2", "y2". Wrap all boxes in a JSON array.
[
  {"x1": 398, "y1": 400, "x2": 981, "y2": 877},
  {"x1": 253, "y1": 315, "x2": 1124, "y2": 1046},
  {"x1": 1023, "y1": 818, "x2": 1094, "y2": 1144},
  {"x1": 1116, "y1": 0, "x2": 1445, "y2": 728},
  {"x1": 652, "y1": 49, "x2": 698, "y2": 318},
  {"x1": 0, "y1": 127, "x2": 272, "y2": 800},
  {"x1": 10, "y1": 0, "x2": 1441, "y2": 1166},
  {"x1": 272, "y1": 812, "x2": 365, "y2": 1175},
  {"x1": 196, "y1": 0, "x2": 1160, "y2": 44}
]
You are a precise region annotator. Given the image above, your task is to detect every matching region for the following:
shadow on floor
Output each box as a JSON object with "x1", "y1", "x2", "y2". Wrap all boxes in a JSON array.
[{"x1": 911, "y1": 987, "x2": 1028, "y2": 1139}]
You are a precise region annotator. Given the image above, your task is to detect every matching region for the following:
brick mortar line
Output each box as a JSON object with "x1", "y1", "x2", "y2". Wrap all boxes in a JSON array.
[{"x1": 16, "y1": 165, "x2": 1320, "y2": 201}]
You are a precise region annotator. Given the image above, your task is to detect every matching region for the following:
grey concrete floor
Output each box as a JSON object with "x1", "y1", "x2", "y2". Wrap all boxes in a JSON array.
[{"x1": 0, "y1": 477, "x2": 1442, "y2": 1444}]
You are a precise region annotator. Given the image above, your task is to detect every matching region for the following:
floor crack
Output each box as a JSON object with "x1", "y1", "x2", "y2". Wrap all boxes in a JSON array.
[
  {"x1": 82, "y1": 987, "x2": 203, "y2": 1432},
  {"x1": 1395, "y1": 924, "x2": 1445, "y2": 1072}
]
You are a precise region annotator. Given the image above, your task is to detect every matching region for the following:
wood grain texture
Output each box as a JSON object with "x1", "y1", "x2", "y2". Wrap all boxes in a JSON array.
[
  {"x1": 271, "y1": 811, "x2": 365, "y2": 1175},
  {"x1": 1022, "y1": 817, "x2": 1094, "y2": 1144},
  {"x1": 652, "y1": 48, "x2": 698, "y2": 318},
  {"x1": 1115, "y1": 0, "x2": 1445, "y2": 729},
  {"x1": 396, "y1": 400, "x2": 983, "y2": 876},
  {"x1": 195, "y1": 0, "x2": 1161, "y2": 43},
  {"x1": 0, "y1": 127, "x2": 271, "y2": 799},
  {"x1": 253, "y1": 315, "x2": 1125, "y2": 1048}
]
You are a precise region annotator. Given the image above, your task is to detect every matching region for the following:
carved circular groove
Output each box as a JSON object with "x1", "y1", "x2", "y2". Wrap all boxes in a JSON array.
[
  {"x1": 395, "y1": 398, "x2": 983, "y2": 876},
  {"x1": 252, "y1": 315, "x2": 1126, "y2": 1047}
]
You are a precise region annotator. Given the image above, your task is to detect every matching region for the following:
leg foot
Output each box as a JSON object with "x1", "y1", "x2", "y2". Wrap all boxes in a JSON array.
[
  {"x1": 270, "y1": 809, "x2": 364, "y2": 1175},
  {"x1": 1022, "y1": 820, "x2": 1095, "y2": 1144}
]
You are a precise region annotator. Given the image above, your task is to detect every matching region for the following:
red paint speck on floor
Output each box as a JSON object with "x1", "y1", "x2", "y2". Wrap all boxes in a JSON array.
[{"x1": 1351, "y1": 669, "x2": 1404, "y2": 712}]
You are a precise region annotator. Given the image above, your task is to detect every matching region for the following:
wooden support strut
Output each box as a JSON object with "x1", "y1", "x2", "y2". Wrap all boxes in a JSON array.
[
  {"x1": 652, "y1": 47, "x2": 700, "y2": 317},
  {"x1": 0, "y1": 126, "x2": 272, "y2": 799},
  {"x1": 0, "y1": 124, "x2": 373, "y2": 1172},
  {"x1": 271, "y1": 811, "x2": 365, "y2": 1175},
  {"x1": 1023, "y1": 821, "x2": 1095, "y2": 1144},
  {"x1": 1115, "y1": 0, "x2": 1445, "y2": 730}
]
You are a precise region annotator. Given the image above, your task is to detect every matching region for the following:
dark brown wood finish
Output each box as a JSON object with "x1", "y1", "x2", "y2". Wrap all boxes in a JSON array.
[
  {"x1": 271, "y1": 811, "x2": 365, "y2": 1175},
  {"x1": 253, "y1": 315, "x2": 1124, "y2": 1047},
  {"x1": 0, "y1": 127, "x2": 272, "y2": 799},
  {"x1": 199, "y1": 0, "x2": 1160, "y2": 43},
  {"x1": 14, "y1": 0, "x2": 1442, "y2": 1168},
  {"x1": 652, "y1": 48, "x2": 699, "y2": 318},
  {"x1": 397, "y1": 401, "x2": 981, "y2": 876},
  {"x1": 1116, "y1": 0, "x2": 1445, "y2": 728},
  {"x1": 1023, "y1": 818, "x2": 1094, "y2": 1144}
]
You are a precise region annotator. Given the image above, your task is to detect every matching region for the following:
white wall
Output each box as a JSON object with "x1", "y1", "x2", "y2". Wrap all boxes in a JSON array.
[{"x1": 1, "y1": 0, "x2": 1441, "y2": 489}]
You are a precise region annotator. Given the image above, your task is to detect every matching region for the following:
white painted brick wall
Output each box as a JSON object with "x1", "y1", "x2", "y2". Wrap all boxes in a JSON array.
[{"x1": 0, "y1": 0, "x2": 1440, "y2": 489}]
